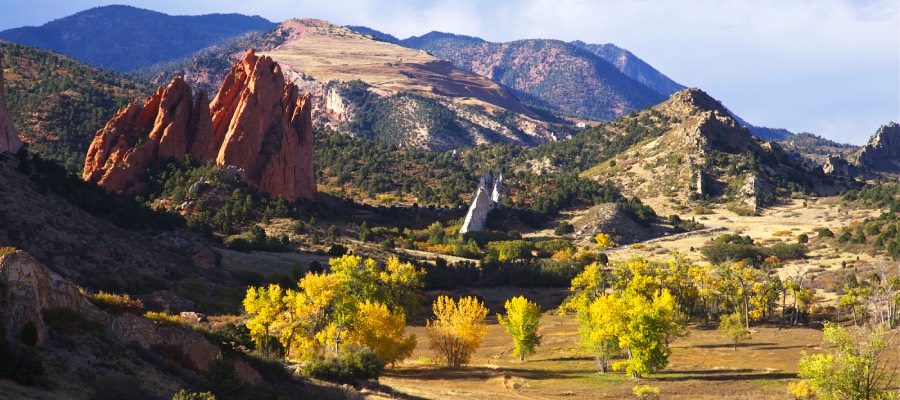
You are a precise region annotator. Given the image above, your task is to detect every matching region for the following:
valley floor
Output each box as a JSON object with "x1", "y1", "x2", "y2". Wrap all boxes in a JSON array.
[{"x1": 376, "y1": 287, "x2": 823, "y2": 400}]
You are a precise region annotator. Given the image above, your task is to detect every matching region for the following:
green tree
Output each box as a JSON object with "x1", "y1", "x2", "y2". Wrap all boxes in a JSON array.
[
  {"x1": 498, "y1": 296, "x2": 542, "y2": 361},
  {"x1": 718, "y1": 312, "x2": 750, "y2": 349},
  {"x1": 798, "y1": 323, "x2": 897, "y2": 400},
  {"x1": 205, "y1": 353, "x2": 244, "y2": 400},
  {"x1": 613, "y1": 287, "x2": 682, "y2": 378}
]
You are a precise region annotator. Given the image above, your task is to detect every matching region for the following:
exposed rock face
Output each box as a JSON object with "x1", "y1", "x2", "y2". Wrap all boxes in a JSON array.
[
  {"x1": 109, "y1": 313, "x2": 261, "y2": 384},
  {"x1": 0, "y1": 250, "x2": 102, "y2": 345},
  {"x1": 0, "y1": 67, "x2": 23, "y2": 154},
  {"x1": 210, "y1": 50, "x2": 316, "y2": 202},
  {"x1": 82, "y1": 78, "x2": 210, "y2": 191},
  {"x1": 0, "y1": 250, "x2": 262, "y2": 384},
  {"x1": 856, "y1": 122, "x2": 900, "y2": 171},
  {"x1": 460, "y1": 173, "x2": 503, "y2": 233},
  {"x1": 83, "y1": 49, "x2": 316, "y2": 201},
  {"x1": 739, "y1": 174, "x2": 769, "y2": 212},
  {"x1": 823, "y1": 155, "x2": 852, "y2": 176}
]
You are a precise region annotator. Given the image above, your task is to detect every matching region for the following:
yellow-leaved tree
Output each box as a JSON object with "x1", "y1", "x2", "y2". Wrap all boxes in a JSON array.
[
  {"x1": 427, "y1": 295, "x2": 488, "y2": 367},
  {"x1": 498, "y1": 296, "x2": 542, "y2": 361},
  {"x1": 379, "y1": 256, "x2": 426, "y2": 315},
  {"x1": 578, "y1": 293, "x2": 624, "y2": 373},
  {"x1": 243, "y1": 284, "x2": 285, "y2": 355},
  {"x1": 348, "y1": 300, "x2": 417, "y2": 366},
  {"x1": 595, "y1": 233, "x2": 615, "y2": 250}
]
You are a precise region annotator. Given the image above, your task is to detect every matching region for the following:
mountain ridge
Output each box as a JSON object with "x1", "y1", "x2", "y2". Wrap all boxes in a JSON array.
[{"x1": 0, "y1": 5, "x2": 276, "y2": 71}]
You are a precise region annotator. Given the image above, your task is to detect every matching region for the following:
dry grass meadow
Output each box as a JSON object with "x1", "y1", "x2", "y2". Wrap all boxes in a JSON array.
[{"x1": 376, "y1": 287, "x2": 826, "y2": 400}]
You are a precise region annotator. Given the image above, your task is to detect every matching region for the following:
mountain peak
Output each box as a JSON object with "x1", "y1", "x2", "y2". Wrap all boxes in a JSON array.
[
  {"x1": 666, "y1": 88, "x2": 729, "y2": 115},
  {"x1": 857, "y1": 121, "x2": 900, "y2": 170}
]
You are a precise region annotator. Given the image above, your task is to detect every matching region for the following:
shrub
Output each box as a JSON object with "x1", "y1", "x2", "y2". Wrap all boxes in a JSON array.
[
  {"x1": 144, "y1": 311, "x2": 187, "y2": 327},
  {"x1": 304, "y1": 347, "x2": 385, "y2": 383},
  {"x1": 554, "y1": 222, "x2": 575, "y2": 236},
  {"x1": 172, "y1": 390, "x2": 215, "y2": 400},
  {"x1": 328, "y1": 244, "x2": 348, "y2": 256},
  {"x1": 768, "y1": 243, "x2": 808, "y2": 260},
  {"x1": 797, "y1": 233, "x2": 809, "y2": 244},
  {"x1": 817, "y1": 228, "x2": 835, "y2": 238},
  {"x1": 82, "y1": 290, "x2": 144, "y2": 314},
  {"x1": 633, "y1": 384, "x2": 661, "y2": 400},
  {"x1": 535, "y1": 239, "x2": 574, "y2": 258}
]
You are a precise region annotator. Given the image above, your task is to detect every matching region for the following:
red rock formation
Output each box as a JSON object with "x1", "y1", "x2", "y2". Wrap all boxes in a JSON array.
[
  {"x1": 83, "y1": 49, "x2": 316, "y2": 201},
  {"x1": 210, "y1": 49, "x2": 316, "y2": 201},
  {"x1": 0, "y1": 66, "x2": 23, "y2": 154}
]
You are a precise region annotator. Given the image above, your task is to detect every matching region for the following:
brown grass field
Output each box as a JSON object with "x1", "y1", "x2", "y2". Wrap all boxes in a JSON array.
[{"x1": 374, "y1": 287, "x2": 834, "y2": 400}]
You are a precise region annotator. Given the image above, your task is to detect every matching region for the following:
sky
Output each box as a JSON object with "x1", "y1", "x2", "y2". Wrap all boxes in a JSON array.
[{"x1": 0, "y1": 0, "x2": 897, "y2": 144}]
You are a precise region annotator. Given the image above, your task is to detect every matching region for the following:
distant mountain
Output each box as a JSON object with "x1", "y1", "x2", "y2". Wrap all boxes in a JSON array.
[
  {"x1": 402, "y1": 32, "x2": 666, "y2": 120},
  {"x1": 570, "y1": 41, "x2": 685, "y2": 97},
  {"x1": 142, "y1": 19, "x2": 568, "y2": 151},
  {"x1": 0, "y1": 5, "x2": 275, "y2": 71},
  {"x1": 1, "y1": 41, "x2": 152, "y2": 171}
]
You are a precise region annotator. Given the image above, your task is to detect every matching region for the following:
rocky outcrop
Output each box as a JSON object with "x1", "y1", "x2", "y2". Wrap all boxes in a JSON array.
[
  {"x1": 738, "y1": 174, "x2": 769, "y2": 212},
  {"x1": 0, "y1": 250, "x2": 103, "y2": 345},
  {"x1": 823, "y1": 155, "x2": 853, "y2": 176},
  {"x1": 209, "y1": 49, "x2": 316, "y2": 202},
  {"x1": 83, "y1": 49, "x2": 316, "y2": 201},
  {"x1": 109, "y1": 313, "x2": 261, "y2": 384},
  {"x1": 82, "y1": 78, "x2": 211, "y2": 191},
  {"x1": 460, "y1": 173, "x2": 503, "y2": 233},
  {"x1": 0, "y1": 250, "x2": 262, "y2": 384},
  {"x1": 856, "y1": 122, "x2": 900, "y2": 171},
  {"x1": 0, "y1": 66, "x2": 23, "y2": 154}
]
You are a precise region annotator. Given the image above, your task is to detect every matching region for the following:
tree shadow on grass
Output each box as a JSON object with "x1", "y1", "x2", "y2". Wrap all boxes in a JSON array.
[
  {"x1": 383, "y1": 365, "x2": 588, "y2": 381},
  {"x1": 655, "y1": 369, "x2": 798, "y2": 382},
  {"x1": 692, "y1": 342, "x2": 777, "y2": 349},
  {"x1": 539, "y1": 356, "x2": 596, "y2": 362}
]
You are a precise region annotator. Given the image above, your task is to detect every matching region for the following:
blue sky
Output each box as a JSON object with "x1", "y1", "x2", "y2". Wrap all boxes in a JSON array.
[{"x1": 0, "y1": 0, "x2": 897, "y2": 144}]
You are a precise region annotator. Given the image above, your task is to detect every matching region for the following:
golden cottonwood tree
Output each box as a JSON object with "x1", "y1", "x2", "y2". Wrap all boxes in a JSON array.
[
  {"x1": 427, "y1": 296, "x2": 488, "y2": 367},
  {"x1": 380, "y1": 256, "x2": 426, "y2": 315},
  {"x1": 498, "y1": 296, "x2": 542, "y2": 361},
  {"x1": 243, "y1": 284, "x2": 285, "y2": 355},
  {"x1": 246, "y1": 254, "x2": 423, "y2": 364},
  {"x1": 348, "y1": 300, "x2": 417, "y2": 366},
  {"x1": 578, "y1": 294, "x2": 624, "y2": 372}
]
